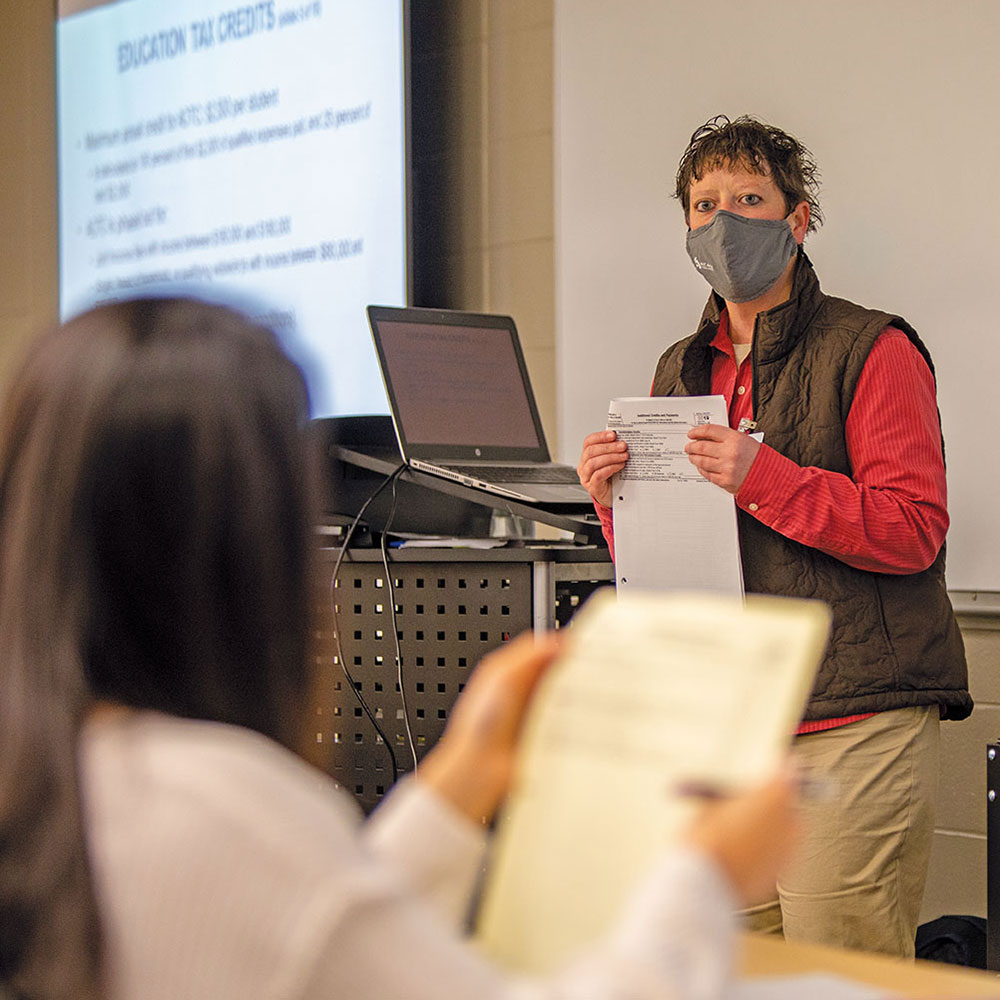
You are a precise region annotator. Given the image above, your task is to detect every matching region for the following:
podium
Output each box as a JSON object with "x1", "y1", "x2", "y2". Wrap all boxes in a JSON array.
[{"x1": 306, "y1": 417, "x2": 613, "y2": 812}]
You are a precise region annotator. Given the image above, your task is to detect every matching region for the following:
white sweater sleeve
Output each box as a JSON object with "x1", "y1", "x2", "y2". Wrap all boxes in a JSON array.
[
  {"x1": 363, "y1": 783, "x2": 738, "y2": 999},
  {"x1": 300, "y1": 814, "x2": 737, "y2": 1000},
  {"x1": 363, "y1": 777, "x2": 488, "y2": 929}
]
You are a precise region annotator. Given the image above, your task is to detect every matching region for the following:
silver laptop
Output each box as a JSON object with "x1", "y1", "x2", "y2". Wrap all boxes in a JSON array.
[{"x1": 367, "y1": 305, "x2": 592, "y2": 506}]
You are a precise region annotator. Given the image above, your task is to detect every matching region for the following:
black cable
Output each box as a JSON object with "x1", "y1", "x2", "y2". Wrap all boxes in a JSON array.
[
  {"x1": 326, "y1": 464, "x2": 405, "y2": 783},
  {"x1": 378, "y1": 469, "x2": 418, "y2": 772}
]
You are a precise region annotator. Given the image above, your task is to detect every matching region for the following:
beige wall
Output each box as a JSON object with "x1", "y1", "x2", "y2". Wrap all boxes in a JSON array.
[
  {"x1": 923, "y1": 619, "x2": 999, "y2": 922},
  {"x1": 411, "y1": 0, "x2": 557, "y2": 451},
  {"x1": 3, "y1": 0, "x2": 995, "y2": 926},
  {"x1": 0, "y1": 4, "x2": 58, "y2": 386}
]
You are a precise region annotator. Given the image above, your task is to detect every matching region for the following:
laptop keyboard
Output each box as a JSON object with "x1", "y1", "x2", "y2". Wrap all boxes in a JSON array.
[{"x1": 443, "y1": 464, "x2": 581, "y2": 484}]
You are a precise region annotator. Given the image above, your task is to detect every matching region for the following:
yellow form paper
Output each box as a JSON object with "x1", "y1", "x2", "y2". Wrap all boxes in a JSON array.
[{"x1": 476, "y1": 588, "x2": 830, "y2": 973}]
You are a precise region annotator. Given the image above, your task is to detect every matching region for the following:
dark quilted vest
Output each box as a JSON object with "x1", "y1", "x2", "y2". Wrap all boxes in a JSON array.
[{"x1": 652, "y1": 254, "x2": 971, "y2": 721}]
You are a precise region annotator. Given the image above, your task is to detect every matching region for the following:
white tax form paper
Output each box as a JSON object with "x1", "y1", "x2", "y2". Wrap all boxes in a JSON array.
[{"x1": 608, "y1": 395, "x2": 743, "y2": 595}]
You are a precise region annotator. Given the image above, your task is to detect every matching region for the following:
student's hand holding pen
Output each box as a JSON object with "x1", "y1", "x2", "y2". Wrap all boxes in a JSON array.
[{"x1": 679, "y1": 767, "x2": 802, "y2": 907}]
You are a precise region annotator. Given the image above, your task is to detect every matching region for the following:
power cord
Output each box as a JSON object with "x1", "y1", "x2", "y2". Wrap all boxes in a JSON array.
[
  {"x1": 326, "y1": 464, "x2": 406, "y2": 782},
  {"x1": 378, "y1": 468, "x2": 418, "y2": 772}
]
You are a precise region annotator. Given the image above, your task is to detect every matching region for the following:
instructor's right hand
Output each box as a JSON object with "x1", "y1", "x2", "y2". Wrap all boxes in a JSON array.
[{"x1": 577, "y1": 430, "x2": 628, "y2": 508}]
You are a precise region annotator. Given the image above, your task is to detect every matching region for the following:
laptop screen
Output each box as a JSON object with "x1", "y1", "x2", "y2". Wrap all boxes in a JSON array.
[{"x1": 368, "y1": 306, "x2": 551, "y2": 462}]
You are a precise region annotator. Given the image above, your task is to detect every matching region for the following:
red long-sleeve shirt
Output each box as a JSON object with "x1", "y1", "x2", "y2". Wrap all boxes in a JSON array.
[{"x1": 596, "y1": 311, "x2": 950, "y2": 732}]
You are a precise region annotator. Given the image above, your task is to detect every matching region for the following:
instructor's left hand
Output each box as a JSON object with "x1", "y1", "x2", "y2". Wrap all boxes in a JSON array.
[{"x1": 685, "y1": 423, "x2": 760, "y2": 495}]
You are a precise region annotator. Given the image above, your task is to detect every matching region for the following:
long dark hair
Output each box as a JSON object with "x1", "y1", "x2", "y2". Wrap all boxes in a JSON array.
[{"x1": 0, "y1": 298, "x2": 318, "y2": 998}]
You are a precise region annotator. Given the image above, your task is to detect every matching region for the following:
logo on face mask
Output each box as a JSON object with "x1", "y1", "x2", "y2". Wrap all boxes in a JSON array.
[{"x1": 692, "y1": 256, "x2": 714, "y2": 272}]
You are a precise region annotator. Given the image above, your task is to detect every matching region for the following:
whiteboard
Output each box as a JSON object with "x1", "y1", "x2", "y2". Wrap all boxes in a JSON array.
[{"x1": 555, "y1": 0, "x2": 1000, "y2": 592}]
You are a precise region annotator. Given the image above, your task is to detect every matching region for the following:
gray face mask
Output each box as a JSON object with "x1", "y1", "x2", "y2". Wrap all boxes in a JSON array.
[{"x1": 685, "y1": 209, "x2": 798, "y2": 304}]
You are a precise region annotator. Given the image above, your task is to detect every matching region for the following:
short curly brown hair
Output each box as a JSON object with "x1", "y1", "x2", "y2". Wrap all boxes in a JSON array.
[{"x1": 675, "y1": 115, "x2": 823, "y2": 234}]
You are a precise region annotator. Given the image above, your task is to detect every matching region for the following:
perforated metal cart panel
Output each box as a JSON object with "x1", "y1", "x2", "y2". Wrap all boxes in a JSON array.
[{"x1": 308, "y1": 549, "x2": 612, "y2": 813}]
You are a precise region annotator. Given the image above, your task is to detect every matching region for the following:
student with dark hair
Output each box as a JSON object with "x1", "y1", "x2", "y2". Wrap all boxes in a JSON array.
[
  {"x1": 577, "y1": 114, "x2": 970, "y2": 957},
  {"x1": 0, "y1": 297, "x2": 797, "y2": 1000}
]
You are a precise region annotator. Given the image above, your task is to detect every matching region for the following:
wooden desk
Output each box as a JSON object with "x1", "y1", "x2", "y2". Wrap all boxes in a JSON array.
[{"x1": 741, "y1": 933, "x2": 1000, "y2": 997}]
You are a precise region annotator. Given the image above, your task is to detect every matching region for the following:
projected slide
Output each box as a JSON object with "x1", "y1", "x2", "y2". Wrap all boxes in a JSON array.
[{"x1": 57, "y1": 0, "x2": 406, "y2": 417}]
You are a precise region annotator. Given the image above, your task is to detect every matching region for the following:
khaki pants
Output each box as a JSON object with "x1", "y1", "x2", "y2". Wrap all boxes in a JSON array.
[{"x1": 743, "y1": 706, "x2": 939, "y2": 958}]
